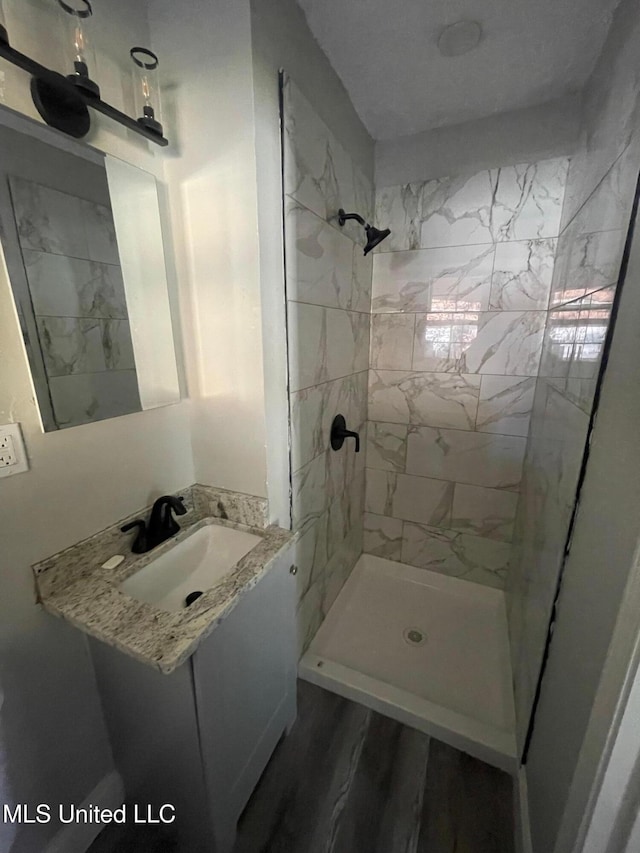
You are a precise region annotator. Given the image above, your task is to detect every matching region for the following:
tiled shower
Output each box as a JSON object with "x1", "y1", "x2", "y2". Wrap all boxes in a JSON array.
[
  {"x1": 283, "y1": 76, "x2": 372, "y2": 651},
  {"x1": 365, "y1": 159, "x2": 567, "y2": 589},
  {"x1": 283, "y1": 60, "x2": 639, "y2": 756}
]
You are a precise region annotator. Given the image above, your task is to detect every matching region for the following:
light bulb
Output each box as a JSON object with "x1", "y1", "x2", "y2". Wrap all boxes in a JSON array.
[
  {"x1": 130, "y1": 47, "x2": 164, "y2": 137},
  {"x1": 57, "y1": 0, "x2": 100, "y2": 98}
]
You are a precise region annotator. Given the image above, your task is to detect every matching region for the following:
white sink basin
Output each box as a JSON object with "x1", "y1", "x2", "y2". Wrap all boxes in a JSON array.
[{"x1": 120, "y1": 524, "x2": 262, "y2": 612}]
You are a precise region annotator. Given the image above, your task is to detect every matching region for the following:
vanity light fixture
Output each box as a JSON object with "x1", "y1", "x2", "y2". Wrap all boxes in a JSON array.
[
  {"x1": 0, "y1": 4, "x2": 168, "y2": 146},
  {"x1": 57, "y1": 0, "x2": 99, "y2": 97},
  {"x1": 0, "y1": 0, "x2": 8, "y2": 45},
  {"x1": 130, "y1": 47, "x2": 163, "y2": 137}
]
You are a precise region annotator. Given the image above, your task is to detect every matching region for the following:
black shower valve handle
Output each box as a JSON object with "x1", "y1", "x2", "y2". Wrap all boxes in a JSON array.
[{"x1": 330, "y1": 414, "x2": 360, "y2": 453}]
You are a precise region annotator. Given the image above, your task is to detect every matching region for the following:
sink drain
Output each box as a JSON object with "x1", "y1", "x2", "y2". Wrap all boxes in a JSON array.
[
  {"x1": 403, "y1": 627, "x2": 426, "y2": 646},
  {"x1": 185, "y1": 591, "x2": 203, "y2": 607}
]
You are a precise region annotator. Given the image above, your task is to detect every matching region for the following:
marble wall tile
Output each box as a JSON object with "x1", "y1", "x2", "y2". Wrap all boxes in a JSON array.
[
  {"x1": 413, "y1": 310, "x2": 545, "y2": 376},
  {"x1": 560, "y1": 135, "x2": 640, "y2": 236},
  {"x1": 36, "y1": 316, "x2": 135, "y2": 377},
  {"x1": 539, "y1": 287, "x2": 613, "y2": 381},
  {"x1": 411, "y1": 311, "x2": 480, "y2": 372},
  {"x1": 550, "y1": 227, "x2": 625, "y2": 309},
  {"x1": 419, "y1": 170, "x2": 495, "y2": 247},
  {"x1": 351, "y1": 244, "x2": 374, "y2": 313},
  {"x1": 366, "y1": 421, "x2": 408, "y2": 472},
  {"x1": 363, "y1": 512, "x2": 403, "y2": 560},
  {"x1": 401, "y1": 523, "x2": 510, "y2": 589},
  {"x1": 290, "y1": 371, "x2": 367, "y2": 474},
  {"x1": 490, "y1": 239, "x2": 556, "y2": 311},
  {"x1": 293, "y1": 511, "x2": 330, "y2": 603},
  {"x1": 551, "y1": 146, "x2": 634, "y2": 309},
  {"x1": 476, "y1": 376, "x2": 536, "y2": 437},
  {"x1": 406, "y1": 426, "x2": 526, "y2": 491},
  {"x1": 459, "y1": 310, "x2": 545, "y2": 376},
  {"x1": 450, "y1": 483, "x2": 519, "y2": 542},
  {"x1": 374, "y1": 183, "x2": 422, "y2": 252},
  {"x1": 23, "y1": 251, "x2": 127, "y2": 319},
  {"x1": 491, "y1": 159, "x2": 568, "y2": 242},
  {"x1": 507, "y1": 379, "x2": 592, "y2": 746},
  {"x1": 291, "y1": 451, "x2": 328, "y2": 534},
  {"x1": 368, "y1": 370, "x2": 481, "y2": 430},
  {"x1": 296, "y1": 574, "x2": 325, "y2": 655},
  {"x1": 354, "y1": 163, "x2": 375, "y2": 225},
  {"x1": 102, "y1": 319, "x2": 136, "y2": 370},
  {"x1": 288, "y1": 302, "x2": 369, "y2": 392},
  {"x1": 371, "y1": 244, "x2": 494, "y2": 313},
  {"x1": 48, "y1": 369, "x2": 141, "y2": 427},
  {"x1": 285, "y1": 197, "x2": 354, "y2": 310},
  {"x1": 327, "y1": 470, "x2": 366, "y2": 557},
  {"x1": 323, "y1": 521, "x2": 364, "y2": 614},
  {"x1": 37, "y1": 316, "x2": 106, "y2": 376},
  {"x1": 82, "y1": 201, "x2": 120, "y2": 265},
  {"x1": 284, "y1": 74, "x2": 373, "y2": 652},
  {"x1": 365, "y1": 469, "x2": 453, "y2": 526},
  {"x1": 374, "y1": 158, "x2": 568, "y2": 253},
  {"x1": 282, "y1": 76, "x2": 356, "y2": 225},
  {"x1": 370, "y1": 314, "x2": 415, "y2": 370},
  {"x1": 9, "y1": 177, "x2": 88, "y2": 259}
]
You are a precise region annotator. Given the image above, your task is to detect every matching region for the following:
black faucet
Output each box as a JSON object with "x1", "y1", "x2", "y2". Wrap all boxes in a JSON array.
[{"x1": 121, "y1": 495, "x2": 187, "y2": 554}]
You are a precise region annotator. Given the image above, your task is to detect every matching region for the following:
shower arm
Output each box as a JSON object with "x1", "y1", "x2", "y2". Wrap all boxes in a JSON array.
[{"x1": 337, "y1": 209, "x2": 367, "y2": 227}]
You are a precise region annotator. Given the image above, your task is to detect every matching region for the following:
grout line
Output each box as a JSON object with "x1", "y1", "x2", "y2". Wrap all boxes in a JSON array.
[
  {"x1": 19, "y1": 246, "x2": 121, "y2": 267},
  {"x1": 360, "y1": 495, "x2": 515, "y2": 545},
  {"x1": 368, "y1": 367, "x2": 538, "y2": 378},
  {"x1": 291, "y1": 368, "x2": 369, "y2": 395},
  {"x1": 365, "y1": 463, "x2": 522, "y2": 494},
  {"x1": 288, "y1": 298, "x2": 371, "y2": 317},
  {"x1": 366, "y1": 418, "x2": 528, "y2": 442},
  {"x1": 35, "y1": 314, "x2": 129, "y2": 321},
  {"x1": 409, "y1": 313, "x2": 418, "y2": 371},
  {"x1": 48, "y1": 368, "x2": 137, "y2": 379},
  {"x1": 557, "y1": 143, "x2": 632, "y2": 238},
  {"x1": 284, "y1": 192, "x2": 368, "y2": 251}
]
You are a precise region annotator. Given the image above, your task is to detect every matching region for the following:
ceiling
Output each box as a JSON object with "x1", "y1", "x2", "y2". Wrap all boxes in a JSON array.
[{"x1": 296, "y1": 0, "x2": 621, "y2": 140}]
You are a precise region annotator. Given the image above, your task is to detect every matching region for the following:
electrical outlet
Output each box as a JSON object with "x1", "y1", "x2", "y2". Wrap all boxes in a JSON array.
[
  {"x1": 0, "y1": 424, "x2": 29, "y2": 478},
  {"x1": 0, "y1": 434, "x2": 16, "y2": 466}
]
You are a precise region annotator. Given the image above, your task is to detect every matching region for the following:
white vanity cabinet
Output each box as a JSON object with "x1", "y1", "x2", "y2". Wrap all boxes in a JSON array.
[{"x1": 89, "y1": 545, "x2": 297, "y2": 853}]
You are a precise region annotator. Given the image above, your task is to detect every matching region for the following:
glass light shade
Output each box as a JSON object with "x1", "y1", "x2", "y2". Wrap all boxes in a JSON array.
[
  {"x1": 130, "y1": 47, "x2": 163, "y2": 137},
  {"x1": 57, "y1": 0, "x2": 100, "y2": 97}
]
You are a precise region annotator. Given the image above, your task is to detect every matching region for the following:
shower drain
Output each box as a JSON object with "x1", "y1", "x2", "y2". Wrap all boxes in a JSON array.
[{"x1": 403, "y1": 627, "x2": 427, "y2": 646}]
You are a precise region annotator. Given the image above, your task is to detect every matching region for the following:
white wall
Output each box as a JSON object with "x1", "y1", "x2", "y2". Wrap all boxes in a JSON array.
[
  {"x1": 149, "y1": 0, "x2": 270, "y2": 502},
  {"x1": 376, "y1": 94, "x2": 581, "y2": 186},
  {"x1": 0, "y1": 2, "x2": 196, "y2": 851}
]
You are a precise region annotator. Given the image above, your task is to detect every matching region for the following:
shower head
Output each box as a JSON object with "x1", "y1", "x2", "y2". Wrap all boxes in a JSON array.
[
  {"x1": 364, "y1": 224, "x2": 391, "y2": 255},
  {"x1": 337, "y1": 208, "x2": 391, "y2": 256}
]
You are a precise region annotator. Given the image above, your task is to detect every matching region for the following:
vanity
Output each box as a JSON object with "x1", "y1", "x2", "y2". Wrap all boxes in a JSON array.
[
  {"x1": 0, "y1": 75, "x2": 298, "y2": 853},
  {"x1": 33, "y1": 485, "x2": 297, "y2": 853}
]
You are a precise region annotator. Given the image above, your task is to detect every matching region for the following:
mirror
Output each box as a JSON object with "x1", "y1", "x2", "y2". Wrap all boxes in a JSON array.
[{"x1": 0, "y1": 120, "x2": 180, "y2": 431}]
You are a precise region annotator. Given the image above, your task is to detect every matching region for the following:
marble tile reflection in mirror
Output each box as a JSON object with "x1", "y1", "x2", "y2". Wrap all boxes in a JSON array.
[{"x1": 0, "y1": 122, "x2": 179, "y2": 431}]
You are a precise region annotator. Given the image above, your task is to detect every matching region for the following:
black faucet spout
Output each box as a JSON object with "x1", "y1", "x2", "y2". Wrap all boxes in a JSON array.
[{"x1": 121, "y1": 494, "x2": 187, "y2": 554}]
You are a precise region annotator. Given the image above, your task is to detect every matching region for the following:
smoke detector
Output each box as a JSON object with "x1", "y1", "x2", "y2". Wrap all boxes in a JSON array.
[{"x1": 438, "y1": 20, "x2": 483, "y2": 57}]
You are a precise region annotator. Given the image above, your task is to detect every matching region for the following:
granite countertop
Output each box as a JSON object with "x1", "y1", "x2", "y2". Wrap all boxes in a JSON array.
[{"x1": 33, "y1": 488, "x2": 295, "y2": 674}]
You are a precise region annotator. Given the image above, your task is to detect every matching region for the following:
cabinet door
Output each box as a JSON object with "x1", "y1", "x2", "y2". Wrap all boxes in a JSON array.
[{"x1": 193, "y1": 549, "x2": 297, "y2": 849}]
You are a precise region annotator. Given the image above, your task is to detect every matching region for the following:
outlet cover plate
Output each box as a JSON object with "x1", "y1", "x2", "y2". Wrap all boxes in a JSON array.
[{"x1": 0, "y1": 424, "x2": 29, "y2": 478}]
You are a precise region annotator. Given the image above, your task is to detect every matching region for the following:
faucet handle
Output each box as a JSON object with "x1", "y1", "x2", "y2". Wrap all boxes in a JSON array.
[
  {"x1": 330, "y1": 414, "x2": 361, "y2": 453},
  {"x1": 121, "y1": 519, "x2": 148, "y2": 554}
]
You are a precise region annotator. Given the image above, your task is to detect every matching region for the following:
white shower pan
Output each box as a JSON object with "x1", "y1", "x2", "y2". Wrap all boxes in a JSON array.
[{"x1": 299, "y1": 554, "x2": 517, "y2": 772}]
